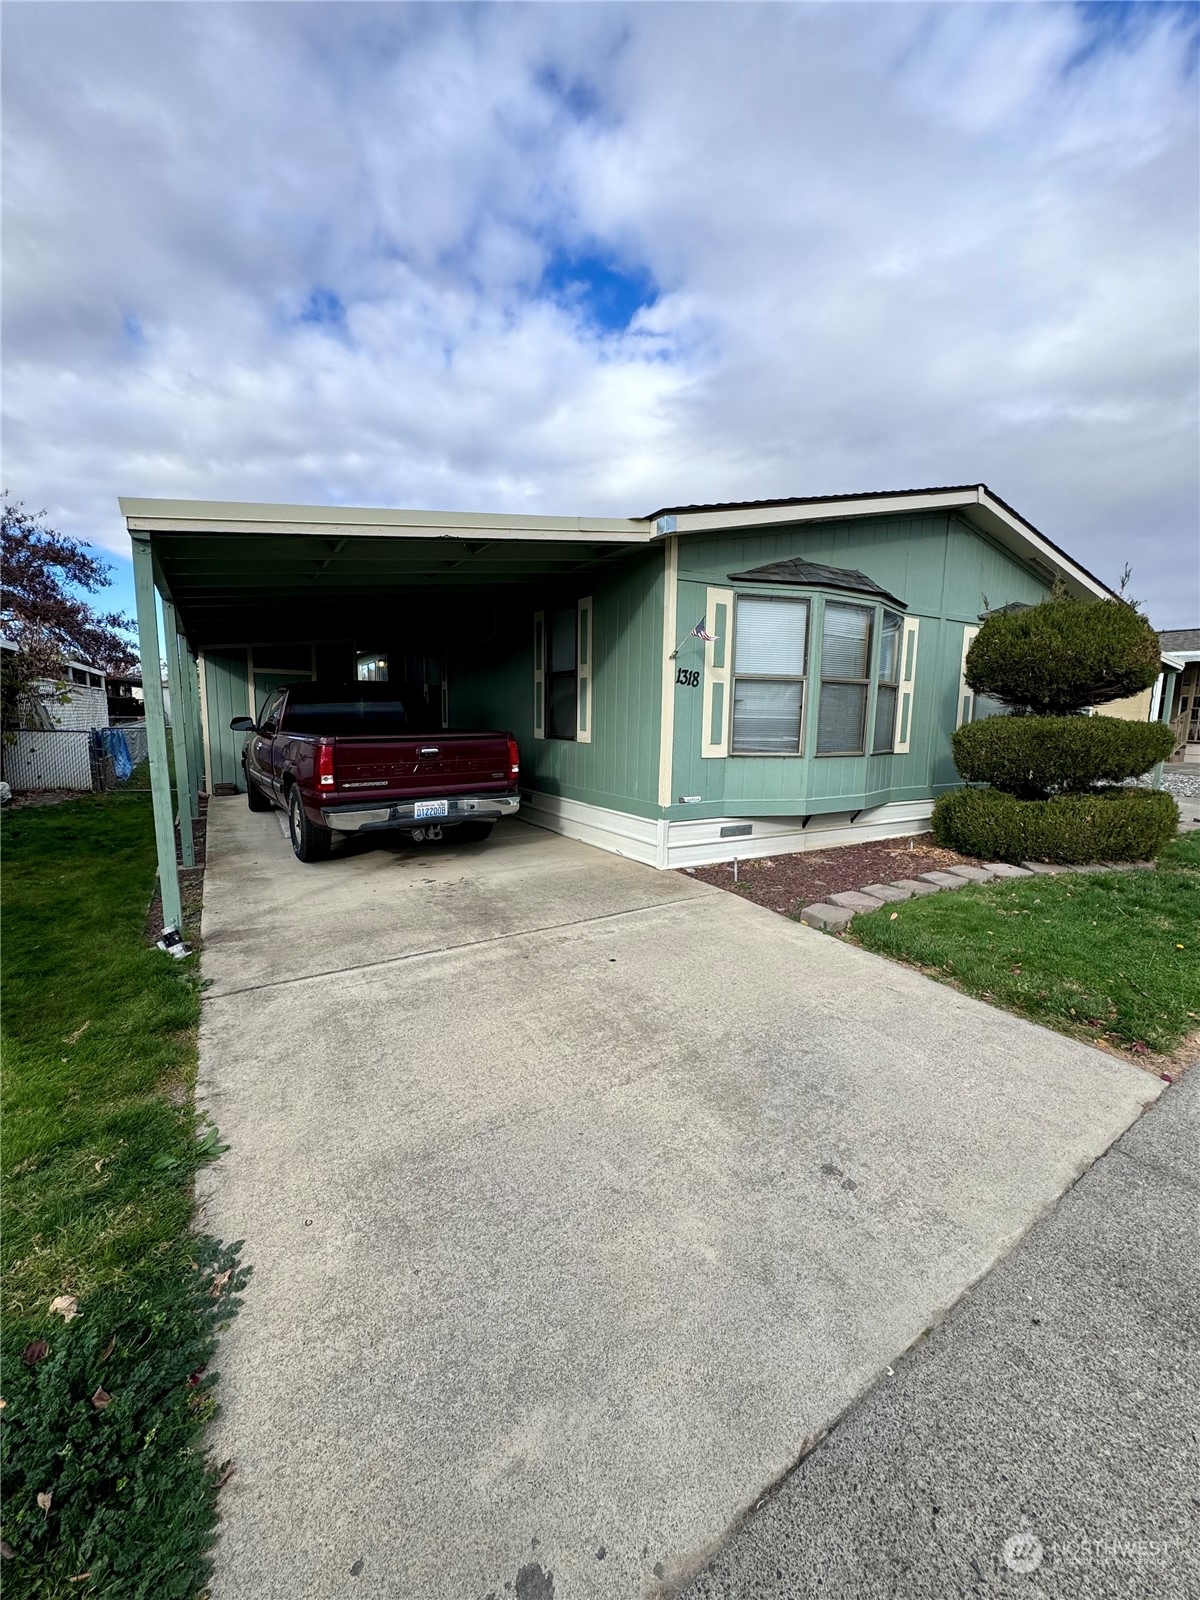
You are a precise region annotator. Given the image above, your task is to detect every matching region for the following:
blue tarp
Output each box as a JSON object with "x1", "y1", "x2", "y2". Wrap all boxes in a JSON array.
[{"x1": 99, "y1": 727, "x2": 133, "y2": 781}]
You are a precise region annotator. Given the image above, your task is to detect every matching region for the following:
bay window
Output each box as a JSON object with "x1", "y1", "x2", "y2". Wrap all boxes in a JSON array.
[
  {"x1": 872, "y1": 610, "x2": 904, "y2": 753},
  {"x1": 731, "y1": 596, "x2": 809, "y2": 754},
  {"x1": 816, "y1": 603, "x2": 873, "y2": 756}
]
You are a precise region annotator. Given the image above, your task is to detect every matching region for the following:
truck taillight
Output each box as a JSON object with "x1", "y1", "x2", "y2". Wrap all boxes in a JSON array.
[
  {"x1": 317, "y1": 740, "x2": 335, "y2": 789},
  {"x1": 507, "y1": 736, "x2": 519, "y2": 778}
]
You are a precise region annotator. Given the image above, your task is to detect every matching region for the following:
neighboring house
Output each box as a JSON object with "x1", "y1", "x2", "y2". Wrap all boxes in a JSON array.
[
  {"x1": 1158, "y1": 628, "x2": 1200, "y2": 763},
  {"x1": 124, "y1": 484, "x2": 1155, "y2": 872},
  {"x1": 107, "y1": 671, "x2": 144, "y2": 721},
  {"x1": 0, "y1": 638, "x2": 109, "y2": 730},
  {"x1": 0, "y1": 641, "x2": 110, "y2": 791},
  {"x1": 51, "y1": 662, "x2": 110, "y2": 731}
]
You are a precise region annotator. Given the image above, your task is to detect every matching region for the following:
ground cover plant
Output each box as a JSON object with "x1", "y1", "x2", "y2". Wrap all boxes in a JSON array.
[
  {"x1": 852, "y1": 832, "x2": 1200, "y2": 1061},
  {"x1": 934, "y1": 595, "x2": 1176, "y2": 863},
  {"x1": 0, "y1": 790, "x2": 246, "y2": 1598}
]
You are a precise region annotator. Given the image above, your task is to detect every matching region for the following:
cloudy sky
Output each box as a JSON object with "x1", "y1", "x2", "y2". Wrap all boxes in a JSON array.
[{"x1": 3, "y1": 1, "x2": 1197, "y2": 626}]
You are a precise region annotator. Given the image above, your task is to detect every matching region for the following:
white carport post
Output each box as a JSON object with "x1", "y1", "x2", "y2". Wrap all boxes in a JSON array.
[
  {"x1": 162, "y1": 598, "x2": 197, "y2": 863},
  {"x1": 131, "y1": 535, "x2": 184, "y2": 932}
]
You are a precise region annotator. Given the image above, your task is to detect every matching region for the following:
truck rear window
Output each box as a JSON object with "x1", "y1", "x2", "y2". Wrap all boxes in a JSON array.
[{"x1": 281, "y1": 698, "x2": 415, "y2": 736}]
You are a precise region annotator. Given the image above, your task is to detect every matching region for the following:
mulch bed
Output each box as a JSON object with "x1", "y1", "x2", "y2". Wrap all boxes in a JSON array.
[
  {"x1": 146, "y1": 796, "x2": 208, "y2": 943},
  {"x1": 684, "y1": 832, "x2": 982, "y2": 915},
  {"x1": 7, "y1": 787, "x2": 95, "y2": 808}
]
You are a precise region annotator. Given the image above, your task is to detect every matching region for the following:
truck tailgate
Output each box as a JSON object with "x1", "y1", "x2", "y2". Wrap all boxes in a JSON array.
[{"x1": 331, "y1": 733, "x2": 512, "y2": 797}]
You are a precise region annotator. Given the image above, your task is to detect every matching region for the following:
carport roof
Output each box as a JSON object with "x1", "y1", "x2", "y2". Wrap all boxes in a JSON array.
[{"x1": 121, "y1": 498, "x2": 652, "y2": 647}]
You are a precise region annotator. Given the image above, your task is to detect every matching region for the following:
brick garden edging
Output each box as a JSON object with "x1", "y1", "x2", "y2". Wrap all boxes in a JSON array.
[{"x1": 798, "y1": 859, "x2": 1151, "y2": 932}]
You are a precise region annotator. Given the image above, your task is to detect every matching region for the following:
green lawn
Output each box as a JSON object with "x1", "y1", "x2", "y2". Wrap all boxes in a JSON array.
[
  {"x1": 1, "y1": 791, "x2": 245, "y2": 1599},
  {"x1": 851, "y1": 832, "x2": 1200, "y2": 1057}
]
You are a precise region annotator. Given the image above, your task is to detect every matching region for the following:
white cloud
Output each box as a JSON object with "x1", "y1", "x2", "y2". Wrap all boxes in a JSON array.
[{"x1": 3, "y1": 1, "x2": 1196, "y2": 623}]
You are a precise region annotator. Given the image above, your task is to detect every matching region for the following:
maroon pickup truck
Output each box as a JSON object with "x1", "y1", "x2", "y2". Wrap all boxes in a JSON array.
[{"x1": 231, "y1": 682, "x2": 520, "y2": 862}]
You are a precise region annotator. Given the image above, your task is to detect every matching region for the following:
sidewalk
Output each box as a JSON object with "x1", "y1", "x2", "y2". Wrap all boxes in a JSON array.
[{"x1": 683, "y1": 1066, "x2": 1200, "y2": 1599}]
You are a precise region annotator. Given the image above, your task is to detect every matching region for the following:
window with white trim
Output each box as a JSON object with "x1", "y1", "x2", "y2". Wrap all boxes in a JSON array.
[
  {"x1": 816, "y1": 603, "x2": 873, "y2": 755},
  {"x1": 545, "y1": 605, "x2": 578, "y2": 740},
  {"x1": 731, "y1": 596, "x2": 809, "y2": 754},
  {"x1": 872, "y1": 610, "x2": 904, "y2": 753}
]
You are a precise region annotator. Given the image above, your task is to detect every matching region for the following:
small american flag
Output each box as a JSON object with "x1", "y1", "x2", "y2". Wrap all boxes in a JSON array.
[{"x1": 690, "y1": 617, "x2": 717, "y2": 643}]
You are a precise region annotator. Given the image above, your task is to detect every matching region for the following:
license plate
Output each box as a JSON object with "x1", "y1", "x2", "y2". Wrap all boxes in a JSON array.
[{"x1": 414, "y1": 799, "x2": 449, "y2": 820}]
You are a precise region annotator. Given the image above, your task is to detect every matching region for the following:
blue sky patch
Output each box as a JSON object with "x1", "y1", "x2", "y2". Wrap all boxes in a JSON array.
[
  {"x1": 534, "y1": 64, "x2": 603, "y2": 123},
  {"x1": 540, "y1": 248, "x2": 656, "y2": 332},
  {"x1": 298, "y1": 286, "x2": 347, "y2": 327},
  {"x1": 1068, "y1": 1, "x2": 1199, "y2": 75},
  {"x1": 122, "y1": 312, "x2": 146, "y2": 348}
]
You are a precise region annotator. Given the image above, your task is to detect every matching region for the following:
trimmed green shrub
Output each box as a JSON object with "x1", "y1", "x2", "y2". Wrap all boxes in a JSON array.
[
  {"x1": 952, "y1": 714, "x2": 1174, "y2": 799},
  {"x1": 932, "y1": 785, "x2": 1178, "y2": 864},
  {"x1": 966, "y1": 599, "x2": 1161, "y2": 714}
]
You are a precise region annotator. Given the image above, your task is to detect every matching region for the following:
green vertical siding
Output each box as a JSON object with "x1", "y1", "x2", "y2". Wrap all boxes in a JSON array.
[
  {"x1": 202, "y1": 649, "x2": 250, "y2": 791},
  {"x1": 450, "y1": 549, "x2": 666, "y2": 817},
  {"x1": 668, "y1": 512, "x2": 1050, "y2": 819}
]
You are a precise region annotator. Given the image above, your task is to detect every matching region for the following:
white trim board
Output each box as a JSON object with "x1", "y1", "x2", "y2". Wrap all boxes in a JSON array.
[
  {"x1": 522, "y1": 791, "x2": 935, "y2": 871},
  {"x1": 657, "y1": 537, "x2": 678, "y2": 806}
]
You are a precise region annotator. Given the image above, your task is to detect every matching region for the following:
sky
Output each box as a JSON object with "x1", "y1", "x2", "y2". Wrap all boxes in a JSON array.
[{"x1": 3, "y1": 1, "x2": 1198, "y2": 629}]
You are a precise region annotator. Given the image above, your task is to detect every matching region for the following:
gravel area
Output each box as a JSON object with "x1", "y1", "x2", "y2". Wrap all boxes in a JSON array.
[
  {"x1": 1161, "y1": 767, "x2": 1200, "y2": 799},
  {"x1": 1131, "y1": 765, "x2": 1200, "y2": 799},
  {"x1": 684, "y1": 832, "x2": 981, "y2": 913}
]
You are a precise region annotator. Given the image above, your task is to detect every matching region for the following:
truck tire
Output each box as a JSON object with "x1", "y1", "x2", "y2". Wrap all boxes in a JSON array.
[
  {"x1": 288, "y1": 786, "x2": 331, "y2": 862},
  {"x1": 454, "y1": 821, "x2": 494, "y2": 844},
  {"x1": 245, "y1": 767, "x2": 273, "y2": 811}
]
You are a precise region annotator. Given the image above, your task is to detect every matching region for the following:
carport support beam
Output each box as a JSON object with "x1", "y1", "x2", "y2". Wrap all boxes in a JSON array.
[
  {"x1": 162, "y1": 600, "x2": 196, "y2": 864},
  {"x1": 131, "y1": 536, "x2": 184, "y2": 932},
  {"x1": 185, "y1": 646, "x2": 205, "y2": 801}
]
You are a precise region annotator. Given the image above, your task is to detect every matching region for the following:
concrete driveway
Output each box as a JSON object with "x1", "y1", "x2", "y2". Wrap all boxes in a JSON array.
[{"x1": 196, "y1": 801, "x2": 1160, "y2": 1600}]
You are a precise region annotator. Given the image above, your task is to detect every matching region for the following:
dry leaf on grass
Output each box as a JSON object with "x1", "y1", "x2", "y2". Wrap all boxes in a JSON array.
[
  {"x1": 37, "y1": 1491, "x2": 52, "y2": 1514},
  {"x1": 49, "y1": 1295, "x2": 78, "y2": 1322},
  {"x1": 22, "y1": 1339, "x2": 49, "y2": 1366},
  {"x1": 63, "y1": 1021, "x2": 91, "y2": 1045},
  {"x1": 90, "y1": 1387, "x2": 112, "y2": 1410}
]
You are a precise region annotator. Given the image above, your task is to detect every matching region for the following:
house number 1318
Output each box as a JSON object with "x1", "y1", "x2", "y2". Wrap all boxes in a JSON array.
[{"x1": 675, "y1": 667, "x2": 700, "y2": 688}]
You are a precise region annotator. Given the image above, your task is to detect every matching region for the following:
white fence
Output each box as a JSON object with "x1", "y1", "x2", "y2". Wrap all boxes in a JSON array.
[{"x1": 1, "y1": 723, "x2": 150, "y2": 793}]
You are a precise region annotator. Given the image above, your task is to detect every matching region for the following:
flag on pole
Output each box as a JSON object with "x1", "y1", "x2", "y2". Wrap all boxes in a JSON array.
[{"x1": 690, "y1": 617, "x2": 717, "y2": 642}]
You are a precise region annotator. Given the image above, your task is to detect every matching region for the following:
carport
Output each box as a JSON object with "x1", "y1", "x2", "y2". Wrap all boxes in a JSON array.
[{"x1": 121, "y1": 497, "x2": 652, "y2": 930}]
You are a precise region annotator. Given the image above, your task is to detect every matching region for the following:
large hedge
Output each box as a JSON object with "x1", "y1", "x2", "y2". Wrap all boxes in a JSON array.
[
  {"x1": 952, "y1": 714, "x2": 1174, "y2": 800},
  {"x1": 938, "y1": 593, "x2": 1174, "y2": 863},
  {"x1": 965, "y1": 598, "x2": 1161, "y2": 714},
  {"x1": 932, "y1": 786, "x2": 1178, "y2": 865}
]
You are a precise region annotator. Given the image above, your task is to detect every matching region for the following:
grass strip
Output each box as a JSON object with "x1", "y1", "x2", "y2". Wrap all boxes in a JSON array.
[
  {"x1": 850, "y1": 831, "x2": 1200, "y2": 1056},
  {"x1": 1, "y1": 792, "x2": 246, "y2": 1598}
]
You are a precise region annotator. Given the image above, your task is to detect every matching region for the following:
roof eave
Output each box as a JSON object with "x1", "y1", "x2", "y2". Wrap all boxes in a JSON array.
[
  {"x1": 120, "y1": 497, "x2": 649, "y2": 547},
  {"x1": 652, "y1": 486, "x2": 1117, "y2": 603}
]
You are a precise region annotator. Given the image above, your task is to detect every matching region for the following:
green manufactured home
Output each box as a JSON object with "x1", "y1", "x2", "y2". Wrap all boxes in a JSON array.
[{"x1": 120, "y1": 485, "x2": 1117, "y2": 926}]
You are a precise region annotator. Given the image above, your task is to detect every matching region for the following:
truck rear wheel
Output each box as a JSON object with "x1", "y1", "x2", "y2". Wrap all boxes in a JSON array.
[{"x1": 288, "y1": 787, "x2": 331, "y2": 862}]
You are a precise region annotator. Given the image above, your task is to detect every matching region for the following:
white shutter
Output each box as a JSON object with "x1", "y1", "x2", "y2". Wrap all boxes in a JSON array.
[
  {"x1": 893, "y1": 616, "x2": 921, "y2": 754},
  {"x1": 533, "y1": 611, "x2": 546, "y2": 740},
  {"x1": 701, "y1": 587, "x2": 734, "y2": 759},
  {"x1": 576, "y1": 596, "x2": 593, "y2": 743},
  {"x1": 957, "y1": 624, "x2": 979, "y2": 729}
]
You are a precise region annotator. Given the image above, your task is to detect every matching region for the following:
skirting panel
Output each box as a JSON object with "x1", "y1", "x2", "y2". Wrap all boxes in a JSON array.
[
  {"x1": 522, "y1": 791, "x2": 935, "y2": 872},
  {"x1": 665, "y1": 800, "x2": 935, "y2": 869},
  {"x1": 521, "y1": 791, "x2": 663, "y2": 867}
]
